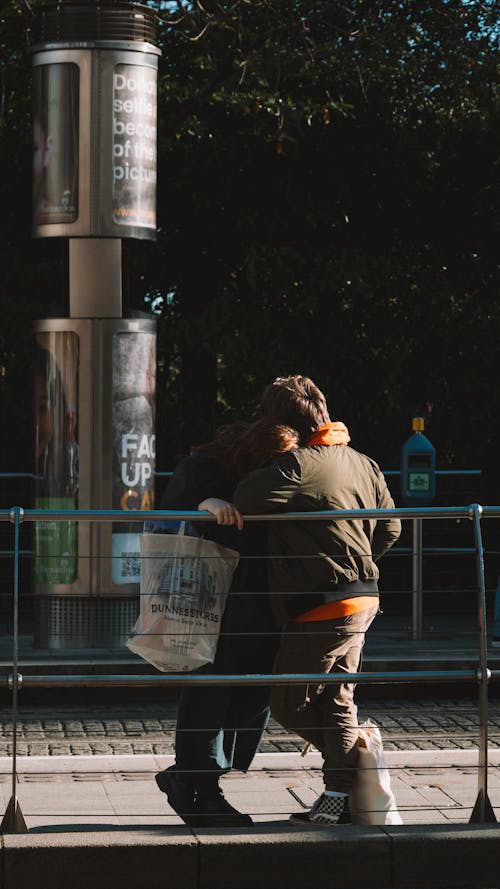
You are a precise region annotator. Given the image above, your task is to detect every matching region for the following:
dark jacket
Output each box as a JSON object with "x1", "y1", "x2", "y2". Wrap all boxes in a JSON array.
[
  {"x1": 160, "y1": 453, "x2": 238, "y2": 551},
  {"x1": 161, "y1": 453, "x2": 277, "y2": 774},
  {"x1": 160, "y1": 452, "x2": 272, "y2": 635},
  {"x1": 234, "y1": 444, "x2": 401, "y2": 621}
]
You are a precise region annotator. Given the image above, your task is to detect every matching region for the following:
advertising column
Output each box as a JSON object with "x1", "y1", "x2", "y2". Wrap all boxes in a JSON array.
[{"x1": 31, "y1": 2, "x2": 160, "y2": 649}]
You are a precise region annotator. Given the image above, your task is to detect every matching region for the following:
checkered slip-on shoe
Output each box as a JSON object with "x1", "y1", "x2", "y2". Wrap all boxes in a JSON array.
[{"x1": 290, "y1": 793, "x2": 351, "y2": 825}]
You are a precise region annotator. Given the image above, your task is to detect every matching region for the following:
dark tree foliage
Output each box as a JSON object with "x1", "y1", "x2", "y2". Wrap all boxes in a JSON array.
[
  {"x1": 138, "y1": 0, "x2": 499, "y2": 470},
  {"x1": 1, "y1": 0, "x2": 499, "y2": 475}
]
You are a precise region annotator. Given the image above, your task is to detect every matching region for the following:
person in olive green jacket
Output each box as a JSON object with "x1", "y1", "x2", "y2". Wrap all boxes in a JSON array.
[{"x1": 234, "y1": 375, "x2": 401, "y2": 825}]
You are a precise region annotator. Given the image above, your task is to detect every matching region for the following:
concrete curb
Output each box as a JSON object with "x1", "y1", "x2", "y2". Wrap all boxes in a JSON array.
[
  {"x1": 2, "y1": 748, "x2": 500, "y2": 774},
  {"x1": 1, "y1": 824, "x2": 499, "y2": 889}
]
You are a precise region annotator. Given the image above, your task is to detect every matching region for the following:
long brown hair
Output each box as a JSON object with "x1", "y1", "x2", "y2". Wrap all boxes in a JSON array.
[
  {"x1": 191, "y1": 419, "x2": 298, "y2": 486},
  {"x1": 231, "y1": 419, "x2": 299, "y2": 479}
]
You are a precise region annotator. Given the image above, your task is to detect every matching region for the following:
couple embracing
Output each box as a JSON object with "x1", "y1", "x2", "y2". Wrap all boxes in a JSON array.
[{"x1": 155, "y1": 374, "x2": 401, "y2": 827}]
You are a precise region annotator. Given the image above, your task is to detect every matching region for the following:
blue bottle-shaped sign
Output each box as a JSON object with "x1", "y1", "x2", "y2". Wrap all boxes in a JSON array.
[{"x1": 401, "y1": 418, "x2": 436, "y2": 505}]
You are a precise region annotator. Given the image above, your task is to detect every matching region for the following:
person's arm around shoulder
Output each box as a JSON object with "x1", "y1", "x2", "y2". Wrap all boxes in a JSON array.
[
  {"x1": 198, "y1": 498, "x2": 244, "y2": 530},
  {"x1": 233, "y1": 450, "x2": 303, "y2": 514},
  {"x1": 371, "y1": 463, "x2": 402, "y2": 560}
]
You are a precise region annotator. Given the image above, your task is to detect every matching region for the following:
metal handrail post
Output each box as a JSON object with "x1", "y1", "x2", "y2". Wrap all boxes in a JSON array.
[
  {"x1": 0, "y1": 508, "x2": 27, "y2": 833},
  {"x1": 412, "y1": 518, "x2": 423, "y2": 641},
  {"x1": 469, "y1": 505, "x2": 496, "y2": 824}
]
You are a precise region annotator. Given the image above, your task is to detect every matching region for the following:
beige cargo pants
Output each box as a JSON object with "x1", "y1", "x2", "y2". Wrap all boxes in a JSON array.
[{"x1": 270, "y1": 604, "x2": 379, "y2": 793}]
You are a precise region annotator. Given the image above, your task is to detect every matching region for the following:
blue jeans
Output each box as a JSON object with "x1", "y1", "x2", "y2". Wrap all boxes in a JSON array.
[
  {"x1": 175, "y1": 683, "x2": 272, "y2": 780},
  {"x1": 174, "y1": 591, "x2": 278, "y2": 784}
]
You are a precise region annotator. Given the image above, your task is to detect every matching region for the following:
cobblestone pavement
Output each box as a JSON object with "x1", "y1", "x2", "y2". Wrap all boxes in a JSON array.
[{"x1": 0, "y1": 697, "x2": 499, "y2": 757}]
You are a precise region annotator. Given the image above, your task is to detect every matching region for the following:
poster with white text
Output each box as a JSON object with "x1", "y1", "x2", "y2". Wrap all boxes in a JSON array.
[
  {"x1": 112, "y1": 331, "x2": 156, "y2": 584},
  {"x1": 112, "y1": 64, "x2": 157, "y2": 230}
]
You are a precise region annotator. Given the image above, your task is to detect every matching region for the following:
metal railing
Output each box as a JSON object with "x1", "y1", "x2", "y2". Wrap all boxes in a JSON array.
[
  {"x1": 0, "y1": 468, "x2": 484, "y2": 483},
  {"x1": 0, "y1": 468, "x2": 483, "y2": 644},
  {"x1": 0, "y1": 503, "x2": 497, "y2": 831}
]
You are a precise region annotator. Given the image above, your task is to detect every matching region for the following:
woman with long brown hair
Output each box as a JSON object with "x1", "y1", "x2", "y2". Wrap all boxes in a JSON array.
[{"x1": 154, "y1": 419, "x2": 298, "y2": 827}]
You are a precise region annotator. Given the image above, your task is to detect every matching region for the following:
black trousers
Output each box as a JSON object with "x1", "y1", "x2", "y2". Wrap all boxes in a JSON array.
[{"x1": 174, "y1": 592, "x2": 278, "y2": 783}]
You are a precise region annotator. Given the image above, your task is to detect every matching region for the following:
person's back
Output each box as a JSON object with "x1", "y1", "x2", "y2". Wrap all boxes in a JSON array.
[
  {"x1": 233, "y1": 372, "x2": 401, "y2": 825},
  {"x1": 235, "y1": 441, "x2": 400, "y2": 622}
]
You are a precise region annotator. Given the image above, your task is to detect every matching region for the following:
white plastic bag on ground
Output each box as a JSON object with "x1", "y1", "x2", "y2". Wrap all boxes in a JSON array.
[
  {"x1": 350, "y1": 720, "x2": 403, "y2": 825},
  {"x1": 126, "y1": 531, "x2": 239, "y2": 673}
]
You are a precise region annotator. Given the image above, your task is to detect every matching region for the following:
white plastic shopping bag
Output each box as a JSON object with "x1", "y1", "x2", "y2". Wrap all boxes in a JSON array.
[
  {"x1": 126, "y1": 530, "x2": 239, "y2": 672},
  {"x1": 350, "y1": 720, "x2": 403, "y2": 825}
]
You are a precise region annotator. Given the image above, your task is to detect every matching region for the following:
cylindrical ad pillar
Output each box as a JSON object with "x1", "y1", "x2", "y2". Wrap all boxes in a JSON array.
[
  {"x1": 31, "y1": 0, "x2": 160, "y2": 240},
  {"x1": 34, "y1": 318, "x2": 156, "y2": 649},
  {"x1": 30, "y1": 2, "x2": 160, "y2": 650}
]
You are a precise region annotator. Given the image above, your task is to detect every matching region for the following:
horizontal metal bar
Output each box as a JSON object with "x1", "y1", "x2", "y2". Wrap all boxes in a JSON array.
[
  {"x1": 4, "y1": 670, "x2": 481, "y2": 689},
  {"x1": 391, "y1": 547, "x2": 476, "y2": 554},
  {"x1": 0, "y1": 547, "x2": 480, "y2": 560},
  {"x1": 0, "y1": 551, "x2": 32, "y2": 557},
  {"x1": 0, "y1": 505, "x2": 483, "y2": 523},
  {"x1": 2, "y1": 469, "x2": 482, "y2": 479},
  {"x1": 435, "y1": 470, "x2": 482, "y2": 476},
  {"x1": 382, "y1": 470, "x2": 482, "y2": 477}
]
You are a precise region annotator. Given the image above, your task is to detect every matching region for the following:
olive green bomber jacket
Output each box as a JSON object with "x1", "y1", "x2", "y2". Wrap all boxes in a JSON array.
[{"x1": 233, "y1": 445, "x2": 401, "y2": 621}]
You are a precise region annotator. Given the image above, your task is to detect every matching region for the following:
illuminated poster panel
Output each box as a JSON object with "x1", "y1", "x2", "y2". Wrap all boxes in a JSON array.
[
  {"x1": 33, "y1": 63, "x2": 79, "y2": 229},
  {"x1": 112, "y1": 63, "x2": 157, "y2": 231},
  {"x1": 112, "y1": 331, "x2": 156, "y2": 584},
  {"x1": 34, "y1": 332, "x2": 79, "y2": 584}
]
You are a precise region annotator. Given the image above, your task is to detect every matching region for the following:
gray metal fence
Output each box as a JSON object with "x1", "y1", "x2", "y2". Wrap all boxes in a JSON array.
[{"x1": 0, "y1": 503, "x2": 498, "y2": 831}]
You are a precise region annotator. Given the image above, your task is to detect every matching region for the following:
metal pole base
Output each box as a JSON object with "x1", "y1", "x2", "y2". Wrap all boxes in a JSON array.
[
  {"x1": 469, "y1": 789, "x2": 497, "y2": 824},
  {"x1": 1, "y1": 795, "x2": 28, "y2": 833},
  {"x1": 69, "y1": 239, "x2": 122, "y2": 317}
]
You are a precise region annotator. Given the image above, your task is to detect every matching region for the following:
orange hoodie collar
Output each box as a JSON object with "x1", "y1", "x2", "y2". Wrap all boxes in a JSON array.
[{"x1": 306, "y1": 422, "x2": 350, "y2": 447}]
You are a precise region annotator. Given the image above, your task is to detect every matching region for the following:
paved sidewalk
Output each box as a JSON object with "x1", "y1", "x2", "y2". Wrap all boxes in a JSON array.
[
  {"x1": 1, "y1": 749, "x2": 499, "y2": 829},
  {"x1": 1, "y1": 690, "x2": 499, "y2": 888},
  {"x1": 0, "y1": 750, "x2": 499, "y2": 889},
  {"x1": 0, "y1": 617, "x2": 498, "y2": 887}
]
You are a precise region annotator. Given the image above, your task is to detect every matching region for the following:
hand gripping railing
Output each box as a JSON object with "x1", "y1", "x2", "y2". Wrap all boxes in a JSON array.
[{"x1": 0, "y1": 504, "x2": 497, "y2": 831}]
